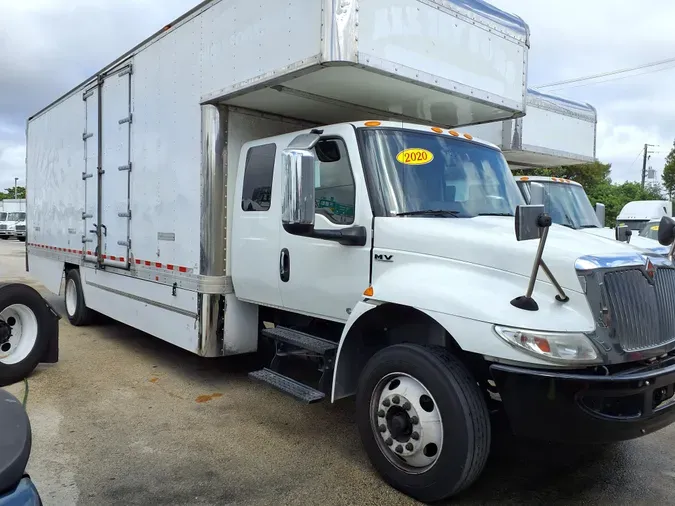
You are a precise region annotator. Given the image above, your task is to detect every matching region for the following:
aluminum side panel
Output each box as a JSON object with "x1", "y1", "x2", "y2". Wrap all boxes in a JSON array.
[
  {"x1": 357, "y1": 0, "x2": 528, "y2": 107},
  {"x1": 26, "y1": 93, "x2": 85, "y2": 261}
]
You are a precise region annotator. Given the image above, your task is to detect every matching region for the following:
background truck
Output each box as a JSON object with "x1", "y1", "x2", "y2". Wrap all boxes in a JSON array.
[
  {"x1": 515, "y1": 175, "x2": 668, "y2": 254},
  {"x1": 0, "y1": 199, "x2": 26, "y2": 240},
  {"x1": 616, "y1": 200, "x2": 673, "y2": 232},
  {"x1": 25, "y1": 0, "x2": 675, "y2": 502}
]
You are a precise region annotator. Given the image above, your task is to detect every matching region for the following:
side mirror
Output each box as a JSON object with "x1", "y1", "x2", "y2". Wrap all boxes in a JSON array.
[
  {"x1": 658, "y1": 215, "x2": 675, "y2": 246},
  {"x1": 595, "y1": 203, "x2": 605, "y2": 226},
  {"x1": 281, "y1": 148, "x2": 316, "y2": 228},
  {"x1": 615, "y1": 225, "x2": 632, "y2": 243},
  {"x1": 514, "y1": 204, "x2": 549, "y2": 241},
  {"x1": 529, "y1": 182, "x2": 545, "y2": 206}
]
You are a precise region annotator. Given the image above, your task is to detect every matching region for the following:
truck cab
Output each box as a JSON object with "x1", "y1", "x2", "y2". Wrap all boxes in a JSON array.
[
  {"x1": 617, "y1": 200, "x2": 673, "y2": 232},
  {"x1": 0, "y1": 212, "x2": 25, "y2": 241},
  {"x1": 515, "y1": 175, "x2": 668, "y2": 254}
]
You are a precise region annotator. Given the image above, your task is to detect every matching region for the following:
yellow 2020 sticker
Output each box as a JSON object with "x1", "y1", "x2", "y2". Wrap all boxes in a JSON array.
[
  {"x1": 651, "y1": 225, "x2": 659, "y2": 231},
  {"x1": 396, "y1": 148, "x2": 434, "y2": 165}
]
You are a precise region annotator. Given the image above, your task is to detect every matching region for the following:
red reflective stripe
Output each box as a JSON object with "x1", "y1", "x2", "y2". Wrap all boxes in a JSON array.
[
  {"x1": 144, "y1": 260, "x2": 151, "y2": 266},
  {"x1": 155, "y1": 262, "x2": 162, "y2": 268},
  {"x1": 178, "y1": 266, "x2": 187, "y2": 273},
  {"x1": 135, "y1": 259, "x2": 141, "y2": 264},
  {"x1": 167, "y1": 264, "x2": 174, "y2": 271}
]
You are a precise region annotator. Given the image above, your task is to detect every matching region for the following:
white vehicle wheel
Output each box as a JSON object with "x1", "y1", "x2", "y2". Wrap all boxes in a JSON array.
[
  {"x1": 64, "y1": 269, "x2": 93, "y2": 326},
  {"x1": 371, "y1": 373, "x2": 443, "y2": 472},
  {"x1": 0, "y1": 283, "x2": 58, "y2": 387},
  {"x1": 356, "y1": 344, "x2": 490, "y2": 503},
  {"x1": 0, "y1": 304, "x2": 38, "y2": 365},
  {"x1": 65, "y1": 278, "x2": 78, "y2": 318}
]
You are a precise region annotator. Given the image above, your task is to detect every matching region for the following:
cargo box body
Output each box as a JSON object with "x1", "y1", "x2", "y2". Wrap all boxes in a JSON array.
[
  {"x1": 26, "y1": 0, "x2": 529, "y2": 356},
  {"x1": 464, "y1": 88, "x2": 597, "y2": 168}
]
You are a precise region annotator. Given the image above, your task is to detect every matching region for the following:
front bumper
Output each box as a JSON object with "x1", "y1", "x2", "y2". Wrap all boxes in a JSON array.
[
  {"x1": 12, "y1": 231, "x2": 25, "y2": 237},
  {"x1": 490, "y1": 355, "x2": 675, "y2": 443},
  {"x1": 0, "y1": 231, "x2": 10, "y2": 237}
]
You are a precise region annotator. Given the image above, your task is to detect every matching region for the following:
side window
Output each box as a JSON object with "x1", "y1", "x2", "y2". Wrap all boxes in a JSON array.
[
  {"x1": 314, "y1": 138, "x2": 355, "y2": 225},
  {"x1": 241, "y1": 143, "x2": 276, "y2": 211}
]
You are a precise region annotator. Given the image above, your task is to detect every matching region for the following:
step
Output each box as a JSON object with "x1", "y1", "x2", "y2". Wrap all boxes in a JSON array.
[
  {"x1": 262, "y1": 326, "x2": 338, "y2": 355},
  {"x1": 249, "y1": 368, "x2": 326, "y2": 404}
]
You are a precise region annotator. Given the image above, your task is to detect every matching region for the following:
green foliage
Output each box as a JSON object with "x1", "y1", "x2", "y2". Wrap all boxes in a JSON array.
[
  {"x1": 662, "y1": 140, "x2": 675, "y2": 200},
  {"x1": 0, "y1": 186, "x2": 26, "y2": 200},
  {"x1": 512, "y1": 162, "x2": 668, "y2": 226}
]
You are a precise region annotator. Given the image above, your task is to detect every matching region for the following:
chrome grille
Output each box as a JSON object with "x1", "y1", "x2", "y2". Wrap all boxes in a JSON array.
[
  {"x1": 15, "y1": 225, "x2": 25, "y2": 231},
  {"x1": 0, "y1": 225, "x2": 6, "y2": 231},
  {"x1": 603, "y1": 267, "x2": 675, "y2": 351}
]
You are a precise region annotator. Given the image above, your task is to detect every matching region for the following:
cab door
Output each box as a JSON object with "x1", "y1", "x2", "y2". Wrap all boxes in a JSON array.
[{"x1": 277, "y1": 125, "x2": 372, "y2": 322}]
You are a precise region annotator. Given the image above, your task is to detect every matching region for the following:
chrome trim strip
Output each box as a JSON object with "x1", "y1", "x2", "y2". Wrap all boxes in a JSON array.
[
  {"x1": 575, "y1": 252, "x2": 674, "y2": 271},
  {"x1": 28, "y1": 248, "x2": 233, "y2": 294},
  {"x1": 85, "y1": 281, "x2": 197, "y2": 319}
]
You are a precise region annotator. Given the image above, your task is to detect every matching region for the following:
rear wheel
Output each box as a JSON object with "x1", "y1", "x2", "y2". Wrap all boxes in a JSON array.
[
  {"x1": 65, "y1": 269, "x2": 94, "y2": 326},
  {"x1": 0, "y1": 283, "x2": 57, "y2": 386},
  {"x1": 356, "y1": 344, "x2": 490, "y2": 503}
]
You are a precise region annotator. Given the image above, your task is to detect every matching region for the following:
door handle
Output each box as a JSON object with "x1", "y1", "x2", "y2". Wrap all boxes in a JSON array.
[{"x1": 280, "y1": 248, "x2": 290, "y2": 283}]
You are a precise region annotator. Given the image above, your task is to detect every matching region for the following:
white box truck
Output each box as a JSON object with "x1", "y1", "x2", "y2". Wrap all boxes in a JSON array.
[
  {"x1": 617, "y1": 200, "x2": 673, "y2": 232},
  {"x1": 24, "y1": 0, "x2": 675, "y2": 502},
  {"x1": 464, "y1": 88, "x2": 597, "y2": 168},
  {"x1": 0, "y1": 199, "x2": 26, "y2": 241}
]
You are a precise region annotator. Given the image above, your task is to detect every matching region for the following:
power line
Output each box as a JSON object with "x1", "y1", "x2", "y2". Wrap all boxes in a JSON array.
[
  {"x1": 544, "y1": 63, "x2": 675, "y2": 92},
  {"x1": 533, "y1": 56, "x2": 675, "y2": 89}
]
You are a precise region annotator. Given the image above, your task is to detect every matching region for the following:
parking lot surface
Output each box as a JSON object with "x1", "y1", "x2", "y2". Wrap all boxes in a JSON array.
[{"x1": 2, "y1": 239, "x2": 675, "y2": 505}]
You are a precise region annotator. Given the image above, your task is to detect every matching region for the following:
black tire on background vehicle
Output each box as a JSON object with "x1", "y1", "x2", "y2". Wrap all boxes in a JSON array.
[
  {"x1": 0, "y1": 236, "x2": 8, "y2": 240},
  {"x1": 0, "y1": 283, "x2": 58, "y2": 387},
  {"x1": 17, "y1": 237, "x2": 26, "y2": 242},
  {"x1": 356, "y1": 344, "x2": 491, "y2": 503},
  {"x1": 64, "y1": 269, "x2": 94, "y2": 326}
]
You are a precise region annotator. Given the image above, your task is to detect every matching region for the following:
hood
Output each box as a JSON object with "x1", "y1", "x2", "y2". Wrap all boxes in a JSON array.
[
  {"x1": 581, "y1": 226, "x2": 669, "y2": 255},
  {"x1": 374, "y1": 217, "x2": 664, "y2": 293}
]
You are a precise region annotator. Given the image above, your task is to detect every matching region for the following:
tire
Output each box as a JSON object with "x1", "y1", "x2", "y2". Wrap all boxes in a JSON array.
[
  {"x1": 0, "y1": 283, "x2": 58, "y2": 387},
  {"x1": 356, "y1": 344, "x2": 491, "y2": 503},
  {"x1": 0, "y1": 236, "x2": 8, "y2": 240},
  {"x1": 64, "y1": 269, "x2": 94, "y2": 326},
  {"x1": 17, "y1": 237, "x2": 26, "y2": 242}
]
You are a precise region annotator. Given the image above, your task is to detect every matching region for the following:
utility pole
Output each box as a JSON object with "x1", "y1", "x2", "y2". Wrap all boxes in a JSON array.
[
  {"x1": 641, "y1": 144, "x2": 656, "y2": 189},
  {"x1": 13, "y1": 178, "x2": 17, "y2": 199}
]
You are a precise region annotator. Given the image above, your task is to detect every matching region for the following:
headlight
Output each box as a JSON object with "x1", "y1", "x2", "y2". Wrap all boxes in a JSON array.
[{"x1": 493, "y1": 325, "x2": 601, "y2": 364}]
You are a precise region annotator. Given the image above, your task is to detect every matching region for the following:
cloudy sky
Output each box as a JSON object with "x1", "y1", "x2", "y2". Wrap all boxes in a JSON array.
[{"x1": 1, "y1": 0, "x2": 673, "y2": 192}]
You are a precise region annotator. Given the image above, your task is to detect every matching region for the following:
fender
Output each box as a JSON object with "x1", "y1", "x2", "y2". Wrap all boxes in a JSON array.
[{"x1": 331, "y1": 260, "x2": 595, "y2": 401}]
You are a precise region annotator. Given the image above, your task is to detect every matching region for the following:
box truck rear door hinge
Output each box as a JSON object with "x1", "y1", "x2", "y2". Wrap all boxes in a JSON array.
[
  {"x1": 82, "y1": 212, "x2": 93, "y2": 219},
  {"x1": 117, "y1": 240, "x2": 130, "y2": 247},
  {"x1": 117, "y1": 211, "x2": 131, "y2": 218},
  {"x1": 118, "y1": 66, "x2": 133, "y2": 77},
  {"x1": 82, "y1": 172, "x2": 93, "y2": 180},
  {"x1": 82, "y1": 133, "x2": 93, "y2": 140},
  {"x1": 118, "y1": 114, "x2": 132, "y2": 125},
  {"x1": 118, "y1": 164, "x2": 132, "y2": 172},
  {"x1": 81, "y1": 236, "x2": 93, "y2": 243}
]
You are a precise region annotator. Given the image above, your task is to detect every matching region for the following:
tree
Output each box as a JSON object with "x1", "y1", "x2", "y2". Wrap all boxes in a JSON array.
[
  {"x1": 512, "y1": 161, "x2": 612, "y2": 191},
  {"x1": 662, "y1": 140, "x2": 675, "y2": 200},
  {"x1": 0, "y1": 186, "x2": 26, "y2": 200}
]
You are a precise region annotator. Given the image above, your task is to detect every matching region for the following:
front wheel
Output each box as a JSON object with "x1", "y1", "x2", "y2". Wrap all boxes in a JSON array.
[
  {"x1": 356, "y1": 344, "x2": 491, "y2": 503},
  {"x1": 0, "y1": 283, "x2": 57, "y2": 386}
]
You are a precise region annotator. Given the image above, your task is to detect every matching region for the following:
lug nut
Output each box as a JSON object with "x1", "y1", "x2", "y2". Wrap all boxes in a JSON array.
[
  {"x1": 382, "y1": 399, "x2": 391, "y2": 407},
  {"x1": 385, "y1": 437, "x2": 393, "y2": 446},
  {"x1": 405, "y1": 443, "x2": 413, "y2": 451},
  {"x1": 395, "y1": 445, "x2": 403, "y2": 454},
  {"x1": 402, "y1": 401, "x2": 411, "y2": 410},
  {"x1": 378, "y1": 424, "x2": 386, "y2": 433},
  {"x1": 392, "y1": 395, "x2": 400, "y2": 404},
  {"x1": 377, "y1": 409, "x2": 385, "y2": 417},
  {"x1": 411, "y1": 416, "x2": 419, "y2": 425},
  {"x1": 411, "y1": 432, "x2": 420, "y2": 440}
]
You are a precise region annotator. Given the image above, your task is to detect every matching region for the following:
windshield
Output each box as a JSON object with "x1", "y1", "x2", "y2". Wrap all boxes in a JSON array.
[
  {"x1": 0, "y1": 213, "x2": 5, "y2": 221},
  {"x1": 638, "y1": 221, "x2": 660, "y2": 240},
  {"x1": 617, "y1": 219, "x2": 650, "y2": 232},
  {"x1": 7, "y1": 212, "x2": 25, "y2": 221},
  {"x1": 517, "y1": 181, "x2": 601, "y2": 229},
  {"x1": 358, "y1": 128, "x2": 524, "y2": 217}
]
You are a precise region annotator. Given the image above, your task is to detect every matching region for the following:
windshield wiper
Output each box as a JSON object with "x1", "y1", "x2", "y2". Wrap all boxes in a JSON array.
[
  {"x1": 579, "y1": 224, "x2": 599, "y2": 229},
  {"x1": 477, "y1": 212, "x2": 514, "y2": 216},
  {"x1": 396, "y1": 209, "x2": 460, "y2": 217}
]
